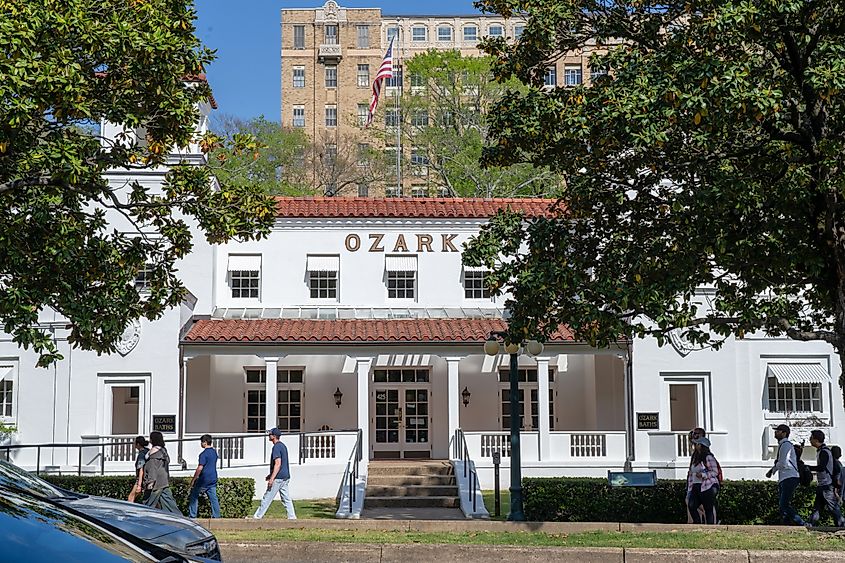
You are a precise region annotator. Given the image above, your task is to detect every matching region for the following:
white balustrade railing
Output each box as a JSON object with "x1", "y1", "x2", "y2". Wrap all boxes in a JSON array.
[{"x1": 570, "y1": 433, "x2": 607, "y2": 457}]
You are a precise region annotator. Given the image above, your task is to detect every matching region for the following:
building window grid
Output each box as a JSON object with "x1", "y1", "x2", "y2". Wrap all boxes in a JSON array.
[
  {"x1": 357, "y1": 142, "x2": 369, "y2": 165},
  {"x1": 514, "y1": 25, "x2": 525, "y2": 39},
  {"x1": 325, "y1": 65, "x2": 337, "y2": 88},
  {"x1": 412, "y1": 26, "x2": 427, "y2": 42},
  {"x1": 357, "y1": 183, "x2": 369, "y2": 197},
  {"x1": 134, "y1": 264, "x2": 154, "y2": 292},
  {"x1": 309, "y1": 270, "x2": 338, "y2": 299},
  {"x1": 767, "y1": 377, "x2": 823, "y2": 413},
  {"x1": 0, "y1": 379, "x2": 12, "y2": 417},
  {"x1": 325, "y1": 105, "x2": 337, "y2": 127},
  {"x1": 293, "y1": 25, "x2": 305, "y2": 49},
  {"x1": 324, "y1": 24, "x2": 338, "y2": 45},
  {"x1": 437, "y1": 26, "x2": 453, "y2": 42},
  {"x1": 356, "y1": 25, "x2": 369, "y2": 48},
  {"x1": 292, "y1": 106, "x2": 305, "y2": 128},
  {"x1": 499, "y1": 368, "x2": 555, "y2": 430},
  {"x1": 357, "y1": 64, "x2": 370, "y2": 88},
  {"x1": 387, "y1": 26, "x2": 399, "y2": 42},
  {"x1": 464, "y1": 270, "x2": 491, "y2": 299},
  {"x1": 463, "y1": 25, "x2": 478, "y2": 42},
  {"x1": 488, "y1": 25, "x2": 504, "y2": 37},
  {"x1": 544, "y1": 66, "x2": 557, "y2": 87},
  {"x1": 292, "y1": 66, "x2": 305, "y2": 88},
  {"x1": 387, "y1": 270, "x2": 415, "y2": 299},
  {"x1": 386, "y1": 65, "x2": 403, "y2": 89},
  {"x1": 565, "y1": 65, "x2": 583, "y2": 86},
  {"x1": 245, "y1": 369, "x2": 303, "y2": 433},
  {"x1": 229, "y1": 270, "x2": 259, "y2": 299}
]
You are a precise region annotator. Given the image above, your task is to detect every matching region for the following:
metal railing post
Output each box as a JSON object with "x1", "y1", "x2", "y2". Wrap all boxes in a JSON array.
[
  {"x1": 78, "y1": 447, "x2": 82, "y2": 476},
  {"x1": 35, "y1": 446, "x2": 40, "y2": 476},
  {"x1": 100, "y1": 443, "x2": 105, "y2": 475}
]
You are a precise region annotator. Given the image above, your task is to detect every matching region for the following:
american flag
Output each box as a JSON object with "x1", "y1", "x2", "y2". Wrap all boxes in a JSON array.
[{"x1": 366, "y1": 37, "x2": 395, "y2": 127}]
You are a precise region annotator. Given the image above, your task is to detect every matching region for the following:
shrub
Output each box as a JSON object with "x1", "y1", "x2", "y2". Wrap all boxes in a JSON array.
[
  {"x1": 523, "y1": 477, "x2": 824, "y2": 524},
  {"x1": 43, "y1": 475, "x2": 255, "y2": 518}
]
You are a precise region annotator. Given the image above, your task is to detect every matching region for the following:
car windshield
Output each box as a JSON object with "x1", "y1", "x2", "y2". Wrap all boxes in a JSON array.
[{"x1": 0, "y1": 460, "x2": 70, "y2": 499}]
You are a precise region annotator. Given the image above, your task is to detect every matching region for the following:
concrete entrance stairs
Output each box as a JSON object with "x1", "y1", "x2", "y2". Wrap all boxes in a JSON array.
[{"x1": 364, "y1": 461, "x2": 460, "y2": 509}]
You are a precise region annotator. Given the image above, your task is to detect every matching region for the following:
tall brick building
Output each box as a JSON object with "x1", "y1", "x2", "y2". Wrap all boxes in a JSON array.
[{"x1": 280, "y1": 1, "x2": 596, "y2": 196}]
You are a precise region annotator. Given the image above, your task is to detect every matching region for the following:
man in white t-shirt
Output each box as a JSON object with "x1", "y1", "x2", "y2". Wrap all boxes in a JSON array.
[{"x1": 766, "y1": 424, "x2": 805, "y2": 526}]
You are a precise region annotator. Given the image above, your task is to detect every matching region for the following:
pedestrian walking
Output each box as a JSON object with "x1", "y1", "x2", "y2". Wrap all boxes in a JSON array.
[
  {"x1": 685, "y1": 427, "x2": 715, "y2": 523},
  {"x1": 831, "y1": 445, "x2": 844, "y2": 504},
  {"x1": 686, "y1": 437, "x2": 720, "y2": 524},
  {"x1": 252, "y1": 428, "x2": 296, "y2": 519},
  {"x1": 765, "y1": 424, "x2": 805, "y2": 525},
  {"x1": 142, "y1": 431, "x2": 183, "y2": 515},
  {"x1": 128, "y1": 435, "x2": 149, "y2": 503},
  {"x1": 188, "y1": 434, "x2": 221, "y2": 518},
  {"x1": 807, "y1": 430, "x2": 845, "y2": 527}
]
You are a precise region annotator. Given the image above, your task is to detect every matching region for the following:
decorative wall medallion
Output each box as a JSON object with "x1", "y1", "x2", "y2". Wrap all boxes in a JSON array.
[
  {"x1": 116, "y1": 319, "x2": 141, "y2": 356},
  {"x1": 324, "y1": 0, "x2": 339, "y2": 20},
  {"x1": 668, "y1": 328, "x2": 700, "y2": 357}
]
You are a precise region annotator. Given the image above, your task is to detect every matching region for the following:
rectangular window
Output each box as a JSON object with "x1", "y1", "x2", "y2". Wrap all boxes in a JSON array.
[
  {"x1": 0, "y1": 379, "x2": 12, "y2": 418},
  {"x1": 357, "y1": 64, "x2": 370, "y2": 87},
  {"x1": 464, "y1": 270, "x2": 490, "y2": 299},
  {"x1": 411, "y1": 110, "x2": 428, "y2": 127},
  {"x1": 324, "y1": 143, "x2": 337, "y2": 165},
  {"x1": 293, "y1": 25, "x2": 305, "y2": 49},
  {"x1": 411, "y1": 148, "x2": 428, "y2": 176},
  {"x1": 386, "y1": 255, "x2": 417, "y2": 299},
  {"x1": 590, "y1": 67, "x2": 608, "y2": 81},
  {"x1": 228, "y1": 255, "x2": 261, "y2": 299},
  {"x1": 325, "y1": 65, "x2": 337, "y2": 88},
  {"x1": 437, "y1": 26, "x2": 452, "y2": 42},
  {"x1": 385, "y1": 186, "x2": 400, "y2": 198},
  {"x1": 385, "y1": 108, "x2": 400, "y2": 129},
  {"x1": 767, "y1": 378, "x2": 823, "y2": 413},
  {"x1": 499, "y1": 368, "x2": 555, "y2": 431},
  {"x1": 411, "y1": 187, "x2": 427, "y2": 198},
  {"x1": 565, "y1": 65, "x2": 583, "y2": 86},
  {"x1": 357, "y1": 25, "x2": 369, "y2": 48},
  {"x1": 514, "y1": 24, "x2": 525, "y2": 39},
  {"x1": 324, "y1": 24, "x2": 338, "y2": 45},
  {"x1": 410, "y1": 73, "x2": 425, "y2": 92},
  {"x1": 488, "y1": 24, "x2": 503, "y2": 37},
  {"x1": 357, "y1": 142, "x2": 369, "y2": 165},
  {"x1": 292, "y1": 105, "x2": 305, "y2": 128},
  {"x1": 292, "y1": 66, "x2": 305, "y2": 88},
  {"x1": 325, "y1": 104, "x2": 337, "y2": 127},
  {"x1": 387, "y1": 26, "x2": 399, "y2": 42},
  {"x1": 374, "y1": 369, "x2": 430, "y2": 383},
  {"x1": 307, "y1": 255, "x2": 339, "y2": 299},
  {"x1": 357, "y1": 183, "x2": 369, "y2": 197},
  {"x1": 357, "y1": 104, "x2": 368, "y2": 126},
  {"x1": 544, "y1": 66, "x2": 557, "y2": 87},
  {"x1": 386, "y1": 65, "x2": 403, "y2": 89},
  {"x1": 463, "y1": 26, "x2": 478, "y2": 42},
  {"x1": 133, "y1": 263, "x2": 154, "y2": 292},
  {"x1": 245, "y1": 368, "x2": 303, "y2": 433},
  {"x1": 412, "y1": 26, "x2": 427, "y2": 42}
]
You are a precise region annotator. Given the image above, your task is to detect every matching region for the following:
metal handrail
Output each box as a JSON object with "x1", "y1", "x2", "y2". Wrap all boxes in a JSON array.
[
  {"x1": 338, "y1": 429, "x2": 363, "y2": 514},
  {"x1": 453, "y1": 428, "x2": 479, "y2": 513}
]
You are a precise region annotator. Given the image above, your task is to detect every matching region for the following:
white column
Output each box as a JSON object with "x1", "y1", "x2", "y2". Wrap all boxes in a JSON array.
[
  {"x1": 537, "y1": 356, "x2": 551, "y2": 461},
  {"x1": 356, "y1": 357, "x2": 372, "y2": 459},
  {"x1": 446, "y1": 357, "x2": 461, "y2": 457},
  {"x1": 264, "y1": 357, "x2": 279, "y2": 431}
]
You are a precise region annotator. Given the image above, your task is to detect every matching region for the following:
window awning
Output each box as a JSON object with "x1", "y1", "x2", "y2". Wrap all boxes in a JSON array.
[
  {"x1": 227, "y1": 254, "x2": 261, "y2": 272},
  {"x1": 385, "y1": 255, "x2": 417, "y2": 272},
  {"x1": 767, "y1": 363, "x2": 830, "y2": 384},
  {"x1": 307, "y1": 255, "x2": 339, "y2": 272},
  {"x1": 463, "y1": 265, "x2": 488, "y2": 272}
]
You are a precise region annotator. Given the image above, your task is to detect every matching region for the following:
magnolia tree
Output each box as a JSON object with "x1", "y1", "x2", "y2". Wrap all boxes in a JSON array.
[
  {"x1": 0, "y1": 0, "x2": 276, "y2": 365},
  {"x1": 463, "y1": 1, "x2": 845, "y2": 399}
]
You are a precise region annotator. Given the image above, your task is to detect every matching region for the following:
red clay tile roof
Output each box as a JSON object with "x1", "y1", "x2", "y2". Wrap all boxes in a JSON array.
[
  {"x1": 275, "y1": 197, "x2": 557, "y2": 219},
  {"x1": 183, "y1": 318, "x2": 576, "y2": 344}
]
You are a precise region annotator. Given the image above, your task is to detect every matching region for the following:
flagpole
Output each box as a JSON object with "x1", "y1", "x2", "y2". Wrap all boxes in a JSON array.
[{"x1": 395, "y1": 19, "x2": 402, "y2": 196}]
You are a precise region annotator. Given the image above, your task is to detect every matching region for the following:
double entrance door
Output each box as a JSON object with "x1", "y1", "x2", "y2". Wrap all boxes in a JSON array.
[{"x1": 371, "y1": 368, "x2": 431, "y2": 459}]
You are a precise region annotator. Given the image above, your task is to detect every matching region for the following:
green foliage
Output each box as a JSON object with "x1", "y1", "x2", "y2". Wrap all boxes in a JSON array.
[
  {"x1": 466, "y1": 0, "x2": 845, "y2": 398},
  {"x1": 376, "y1": 49, "x2": 560, "y2": 197},
  {"x1": 43, "y1": 475, "x2": 254, "y2": 518},
  {"x1": 523, "y1": 477, "x2": 831, "y2": 525},
  {"x1": 208, "y1": 115, "x2": 313, "y2": 196},
  {"x1": 0, "y1": 0, "x2": 276, "y2": 366}
]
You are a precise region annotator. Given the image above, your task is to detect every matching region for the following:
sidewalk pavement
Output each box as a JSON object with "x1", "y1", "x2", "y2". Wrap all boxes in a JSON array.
[{"x1": 219, "y1": 542, "x2": 845, "y2": 563}]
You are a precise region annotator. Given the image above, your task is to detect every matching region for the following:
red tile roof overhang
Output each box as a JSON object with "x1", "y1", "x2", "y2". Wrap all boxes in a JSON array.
[
  {"x1": 182, "y1": 318, "x2": 577, "y2": 346},
  {"x1": 274, "y1": 197, "x2": 558, "y2": 219}
]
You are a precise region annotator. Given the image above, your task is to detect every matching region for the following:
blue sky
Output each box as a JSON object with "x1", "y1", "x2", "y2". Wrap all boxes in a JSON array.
[{"x1": 195, "y1": 1, "x2": 482, "y2": 120}]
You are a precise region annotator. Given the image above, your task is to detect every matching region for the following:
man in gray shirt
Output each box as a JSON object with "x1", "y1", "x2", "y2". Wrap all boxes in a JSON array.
[
  {"x1": 808, "y1": 429, "x2": 844, "y2": 527},
  {"x1": 766, "y1": 424, "x2": 804, "y2": 525}
]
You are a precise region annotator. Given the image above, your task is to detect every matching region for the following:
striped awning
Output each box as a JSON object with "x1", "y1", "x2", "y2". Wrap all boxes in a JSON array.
[
  {"x1": 463, "y1": 264, "x2": 488, "y2": 272},
  {"x1": 767, "y1": 363, "x2": 829, "y2": 384},
  {"x1": 385, "y1": 255, "x2": 417, "y2": 272},
  {"x1": 306, "y1": 255, "x2": 339, "y2": 272},
  {"x1": 227, "y1": 254, "x2": 261, "y2": 271}
]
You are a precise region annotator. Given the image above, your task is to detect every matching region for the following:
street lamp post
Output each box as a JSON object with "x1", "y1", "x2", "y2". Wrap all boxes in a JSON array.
[{"x1": 484, "y1": 332, "x2": 544, "y2": 522}]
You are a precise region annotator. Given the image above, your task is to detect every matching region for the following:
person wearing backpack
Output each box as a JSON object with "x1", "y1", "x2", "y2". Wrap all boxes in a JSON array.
[
  {"x1": 766, "y1": 424, "x2": 806, "y2": 526},
  {"x1": 831, "y1": 446, "x2": 844, "y2": 505},
  {"x1": 686, "y1": 437, "x2": 720, "y2": 524},
  {"x1": 807, "y1": 430, "x2": 845, "y2": 527}
]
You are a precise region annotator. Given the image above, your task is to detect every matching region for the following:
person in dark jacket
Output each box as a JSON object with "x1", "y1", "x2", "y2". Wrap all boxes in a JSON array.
[
  {"x1": 807, "y1": 430, "x2": 844, "y2": 527},
  {"x1": 142, "y1": 431, "x2": 182, "y2": 515}
]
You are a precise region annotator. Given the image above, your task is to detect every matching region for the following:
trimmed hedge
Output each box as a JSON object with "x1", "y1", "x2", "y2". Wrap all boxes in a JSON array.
[
  {"x1": 523, "y1": 478, "x2": 831, "y2": 525},
  {"x1": 43, "y1": 475, "x2": 254, "y2": 519}
]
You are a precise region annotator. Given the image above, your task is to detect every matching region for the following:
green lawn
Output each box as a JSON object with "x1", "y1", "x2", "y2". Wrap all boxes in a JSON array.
[
  {"x1": 250, "y1": 498, "x2": 337, "y2": 519},
  {"x1": 216, "y1": 528, "x2": 845, "y2": 550},
  {"x1": 482, "y1": 489, "x2": 511, "y2": 521}
]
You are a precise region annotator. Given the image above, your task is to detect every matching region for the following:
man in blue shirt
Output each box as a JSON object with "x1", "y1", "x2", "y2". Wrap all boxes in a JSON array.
[
  {"x1": 188, "y1": 434, "x2": 220, "y2": 518},
  {"x1": 252, "y1": 428, "x2": 296, "y2": 519}
]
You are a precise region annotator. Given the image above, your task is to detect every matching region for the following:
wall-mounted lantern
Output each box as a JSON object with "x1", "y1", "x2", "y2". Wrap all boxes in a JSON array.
[{"x1": 333, "y1": 387, "x2": 343, "y2": 408}]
